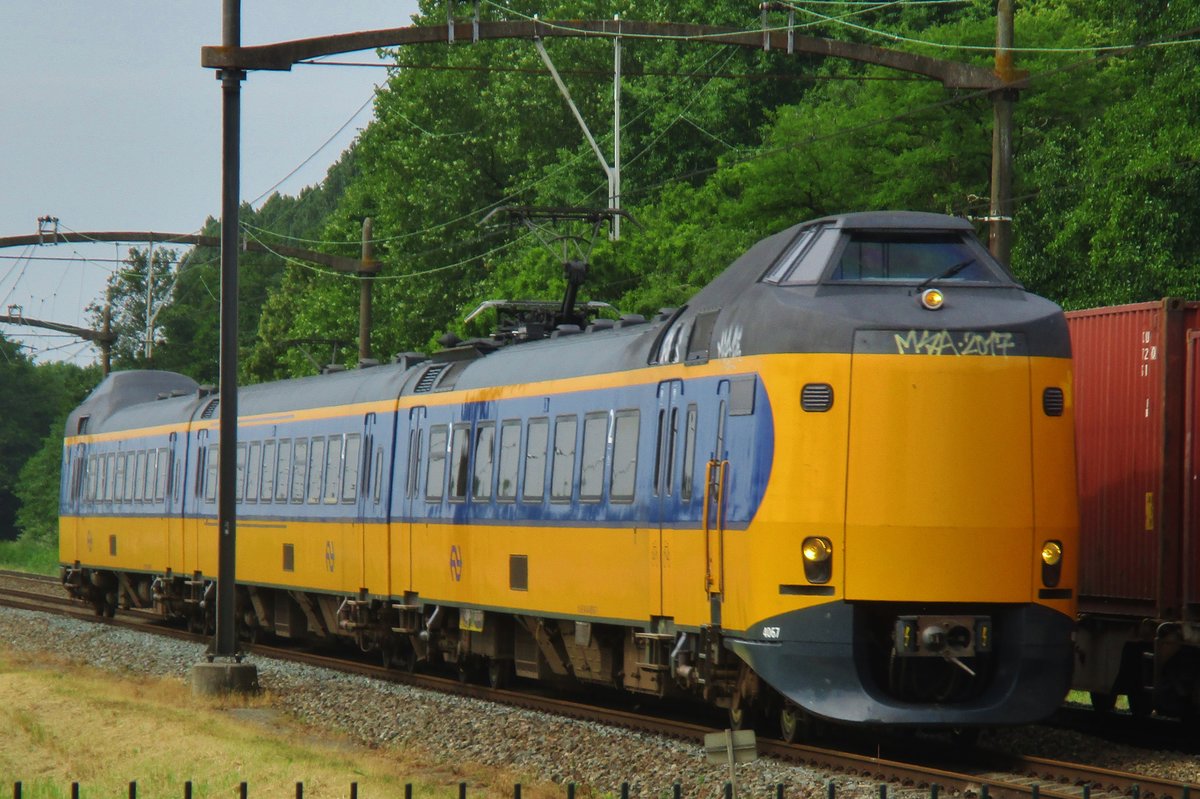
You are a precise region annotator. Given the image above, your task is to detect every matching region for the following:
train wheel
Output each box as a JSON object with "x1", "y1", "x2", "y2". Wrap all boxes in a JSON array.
[
  {"x1": 779, "y1": 703, "x2": 803, "y2": 743},
  {"x1": 488, "y1": 658, "x2": 513, "y2": 689},
  {"x1": 729, "y1": 701, "x2": 759, "y2": 731},
  {"x1": 1127, "y1": 688, "x2": 1152, "y2": 717},
  {"x1": 1089, "y1": 691, "x2": 1116, "y2": 713}
]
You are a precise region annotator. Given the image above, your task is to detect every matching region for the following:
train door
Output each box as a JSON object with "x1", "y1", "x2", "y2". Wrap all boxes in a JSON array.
[
  {"x1": 185, "y1": 428, "x2": 209, "y2": 576},
  {"x1": 400, "y1": 406, "x2": 427, "y2": 592},
  {"x1": 656, "y1": 380, "x2": 699, "y2": 624},
  {"x1": 357, "y1": 412, "x2": 380, "y2": 594},
  {"x1": 703, "y1": 383, "x2": 730, "y2": 626},
  {"x1": 165, "y1": 432, "x2": 184, "y2": 575}
]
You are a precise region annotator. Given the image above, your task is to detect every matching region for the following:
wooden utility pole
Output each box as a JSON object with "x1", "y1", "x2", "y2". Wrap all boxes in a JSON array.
[
  {"x1": 989, "y1": 0, "x2": 1016, "y2": 266},
  {"x1": 359, "y1": 217, "x2": 378, "y2": 362}
]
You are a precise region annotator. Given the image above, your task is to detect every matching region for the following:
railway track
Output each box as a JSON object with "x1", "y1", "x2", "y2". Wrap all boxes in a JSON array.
[{"x1": 0, "y1": 575, "x2": 1195, "y2": 799}]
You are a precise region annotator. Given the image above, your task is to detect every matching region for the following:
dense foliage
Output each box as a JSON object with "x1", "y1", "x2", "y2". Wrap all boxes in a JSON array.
[
  {"x1": 9, "y1": 0, "x2": 1200, "y2": 556},
  {"x1": 0, "y1": 342, "x2": 99, "y2": 543},
  {"x1": 215, "y1": 0, "x2": 1196, "y2": 380}
]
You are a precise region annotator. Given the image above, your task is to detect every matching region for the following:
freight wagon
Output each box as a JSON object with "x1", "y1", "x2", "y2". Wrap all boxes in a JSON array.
[{"x1": 1067, "y1": 299, "x2": 1200, "y2": 718}]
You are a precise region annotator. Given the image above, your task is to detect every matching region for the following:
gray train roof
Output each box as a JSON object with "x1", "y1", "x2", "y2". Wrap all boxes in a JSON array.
[{"x1": 68, "y1": 211, "x2": 1033, "y2": 435}]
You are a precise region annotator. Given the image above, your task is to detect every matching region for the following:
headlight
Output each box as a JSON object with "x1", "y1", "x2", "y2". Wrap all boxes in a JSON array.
[
  {"x1": 802, "y1": 536, "x2": 833, "y2": 584},
  {"x1": 1041, "y1": 540, "x2": 1063, "y2": 587},
  {"x1": 919, "y1": 288, "x2": 945, "y2": 310},
  {"x1": 1041, "y1": 541, "x2": 1063, "y2": 566},
  {"x1": 802, "y1": 537, "x2": 832, "y2": 563}
]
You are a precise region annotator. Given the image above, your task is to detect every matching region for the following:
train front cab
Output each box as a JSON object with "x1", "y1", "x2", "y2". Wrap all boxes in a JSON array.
[{"x1": 718, "y1": 214, "x2": 1079, "y2": 729}]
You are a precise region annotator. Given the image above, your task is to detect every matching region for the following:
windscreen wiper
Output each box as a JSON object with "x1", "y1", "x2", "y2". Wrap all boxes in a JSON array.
[{"x1": 916, "y1": 257, "x2": 975, "y2": 291}]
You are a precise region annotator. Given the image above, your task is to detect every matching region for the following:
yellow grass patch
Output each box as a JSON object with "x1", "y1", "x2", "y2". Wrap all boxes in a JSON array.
[{"x1": 0, "y1": 650, "x2": 567, "y2": 799}]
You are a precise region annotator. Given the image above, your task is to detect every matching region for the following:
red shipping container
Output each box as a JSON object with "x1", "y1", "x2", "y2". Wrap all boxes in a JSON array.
[{"x1": 1067, "y1": 299, "x2": 1200, "y2": 621}]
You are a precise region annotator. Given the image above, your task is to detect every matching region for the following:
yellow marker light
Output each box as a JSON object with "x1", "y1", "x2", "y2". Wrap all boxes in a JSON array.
[
  {"x1": 802, "y1": 537, "x2": 832, "y2": 563},
  {"x1": 919, "y1": 288, "x2": 945, "y2": 310},
  {"x1": 1041, "y1": 540, "x2": 1063, "y2": 566}
]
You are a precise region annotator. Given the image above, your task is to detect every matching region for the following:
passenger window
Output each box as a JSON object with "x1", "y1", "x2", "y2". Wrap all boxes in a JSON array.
[
  {"x1": 472, "y1": 422, "x2": 495, "y2": 500},
  {"x1": 134, "y1": 451, "x2": 147, "y2": 502},
  {"x1": 290, "y1": 439, "x2": 308, "y2": 503},
  {"x1": 372, "y1": 447, "x2": 384, "y2": 504},
  {"x1": 652, "y1": 409, "x2": 665, "y2": 497},
  {"x1": 246, "y1": 441, "x2": 261, "y2": 502},
  {"x1": 275, "y1": 439, "x2": 292, "y2": 502},
  {"x1": 342, "y1": 434, "x2": 361, "y2": 502},
  {"x1": 235, "y1": 443, "x2": 247, "y2": 502},
  {"x1": 204, "y1": 445, "x2": 218, "y2": 502},
  {"x1": 449, "y1": 424, "x2": 471, "y2": 501},
  {"x1": 261, "y1": 441, "x2": 276, "y2": 503},
  {"x1": 579, "y1": 413, "x2": 608, "y2": 502},
  {"x1": 681, "y1": 405, "x2": 698, "y2": 501},
  {"x1": 307, "y1": 437, "x2": 326, "y2": 504},
  {"x1": 407, "y1": 429, "x2": 423, "y2": 499},
  {"x1": 106, "y1": 453, "x2": 116, "y2": 502},
  {"x1": 155, "y1": 448, "x2": 168, "y2": 503},
  {"x1": 145, "y1": 450, "x2": 158, "y2": 503},
  {"x1": 114, "y1": 454, "x2": 127, "y2": 502},
  {"x1": 523, "y1": 418, "x2": 549, "y2": 502},
  {"x1": 426, "y1": 425, "x2": 448, "y2": 501},
  {"x1": 323, "y1": 435, "x2": 343, "y2": 504},
  {"x1": 551, "y1": 415, "x2": 577, "y2": 502},
  {"x1": 611, "y1": 411, "x2": 639, "y2": 503},
  {"x1": 86, "y1": 455, "x2": 97, "y2": 501},
  {"x1": 497, "y1": 420, "x2": 521, "y2": 501},
  {"x1": 665, "y1": 408, "x2": 679, "y2": 496}
]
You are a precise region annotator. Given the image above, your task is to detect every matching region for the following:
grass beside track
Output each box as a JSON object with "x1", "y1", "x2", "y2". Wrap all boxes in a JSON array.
[
  {"x1": 0, "y1": 539, "x2": 58, "y2": 575},
  {"x1": 0, "y1": 649, "x2": 565, "y2": 799}
]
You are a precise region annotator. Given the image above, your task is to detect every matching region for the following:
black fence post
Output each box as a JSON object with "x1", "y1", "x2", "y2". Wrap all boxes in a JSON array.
[
  {"x1": 72, "y1": 782, "x2": 80, "y2": 799},
  {"x1": 1132, "y1": 786, "x2": 1140, "y2": 799},
  {"x1": 405, "y1": 784, "x2": 412, "y2": 799},
  {"x1": 130, "y1": 781, "x2": 137, "y2": 799},
  {"x1": 931, "y1": 784, "x2": 939, "y2": 799},
  {"x1": 460, "y1": 782, "x2": 467, "y2": 799},
  {"x1": 673, "y1": 783, "x2": 681, "y2": 799},
  {"x1": 1082, "y1": 785, "x2": 1090, "y2": 799},
  {"x1": 240, "y1": 781, "x2": 248, "y2": 799},
  {"x1": 980, "y1": 786, "x2": 989, "y2": 799},
  {"x1": 879, "y1": 785, "x2": 887, "y2": 799},
  {"x1": 777, "y1": 784, "x2": 785, "y2": 799},
  {"x1": 724, "y1": 782, "x2": 732, "y2": 799},
  {"x1": 185, "y1": 781, "x2": 193, "y2": 799},
  {"x1": 827, "y1": 781, "x2": 836, "y2": 799},
  {"x1": 621, "y1": 783, "x2": 629, "y2": 799},
  {"x1": 350, "y1": 783, "x2": 358, "y2": 799},
  {"x1": 1031, "y1": 785, "x2": 1039, "y2": 799},
  {"x1": 515, "y1": 784, "x2": 522, "y2": 799},
  {"x1": 13, "y1": 782, "x2": 20, "y2": 799},
  {"x1": 568, "y1": 784, "x2": 576, "y2": 799}
]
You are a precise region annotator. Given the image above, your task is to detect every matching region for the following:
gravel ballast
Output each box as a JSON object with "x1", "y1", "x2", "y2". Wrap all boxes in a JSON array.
[{"x1": 0, "y1": 603, "x2": 1196, "y2": 797}]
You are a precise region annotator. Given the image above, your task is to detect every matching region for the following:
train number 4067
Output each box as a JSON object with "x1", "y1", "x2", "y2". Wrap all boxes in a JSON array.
[{"x1": 762, "y1": 626, "x2": 782, "y2": 639}]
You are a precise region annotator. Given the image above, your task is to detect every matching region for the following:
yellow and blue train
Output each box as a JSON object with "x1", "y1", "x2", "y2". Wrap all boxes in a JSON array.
[{"x1": 60, "y1": 211, "x2": 1078, "y2": 736}]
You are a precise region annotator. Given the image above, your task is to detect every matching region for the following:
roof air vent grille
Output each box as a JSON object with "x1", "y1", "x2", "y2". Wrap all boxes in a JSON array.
[{"x1": 414, "y1": 363, "x2": 449, "y2": 393}]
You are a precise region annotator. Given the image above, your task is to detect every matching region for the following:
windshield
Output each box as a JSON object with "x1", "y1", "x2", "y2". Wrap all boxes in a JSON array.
[{"x1": 827, "y1": 232, "x2": 1004, "y2": 283}]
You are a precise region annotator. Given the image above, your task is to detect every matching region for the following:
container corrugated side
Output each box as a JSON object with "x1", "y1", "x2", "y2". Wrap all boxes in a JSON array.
[{"x1": 1067, "y1": 301, "x2": 1177, "y2": 616}]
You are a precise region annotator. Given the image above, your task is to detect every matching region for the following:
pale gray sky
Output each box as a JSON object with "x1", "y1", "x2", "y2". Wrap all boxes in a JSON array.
[{"x1": 0, "y1": 2, "x2": 419, "y2": 365}]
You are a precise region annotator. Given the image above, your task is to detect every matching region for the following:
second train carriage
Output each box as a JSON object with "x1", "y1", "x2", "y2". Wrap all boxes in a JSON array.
[{"x1": 60, "y1": 211, "x2": 1079, "y2": 734}]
